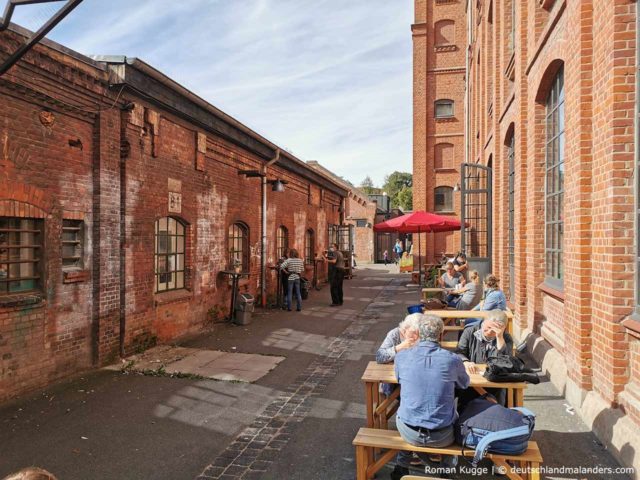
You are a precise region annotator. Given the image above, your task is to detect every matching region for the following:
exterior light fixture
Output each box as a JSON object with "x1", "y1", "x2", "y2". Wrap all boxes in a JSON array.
[
  {"x1": 271, "y1": 179, "x2": 286, "y2": 192},
  {"x1": 453, "y1": 183, "x2": 461, "y2": 192}
]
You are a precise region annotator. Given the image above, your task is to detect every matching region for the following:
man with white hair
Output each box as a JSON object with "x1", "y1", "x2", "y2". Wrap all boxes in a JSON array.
[
  {"x1": 456, "y1": 310, "x2": 513, "y2": 374},
  {"x1": 375, "y1": 313, "x2": 422, "y2": 364},
  {"x1": 392, "y1": 314, "x2": 470, "y2": 476}
]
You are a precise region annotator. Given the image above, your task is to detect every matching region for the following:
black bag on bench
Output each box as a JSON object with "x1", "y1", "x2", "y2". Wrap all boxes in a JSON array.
[{"x1": 484, "y1": 355, "x2": 541, "y2": 384}]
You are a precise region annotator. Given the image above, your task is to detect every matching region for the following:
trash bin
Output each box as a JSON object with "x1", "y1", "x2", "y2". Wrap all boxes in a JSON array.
[{"x1": 234, "y1": 293, "x2": 254, "y2": 325}]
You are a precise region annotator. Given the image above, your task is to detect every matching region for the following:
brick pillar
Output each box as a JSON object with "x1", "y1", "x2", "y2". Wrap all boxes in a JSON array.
[
  {"x1": 589, "y1": 0, "x2": 636, "y2": 403},
  {"x1": 92, "y1": 108, "x2": 122, "y2": 366},
  {"x1": 412, "y1": 0, "x2": 428, "y2": 263},
  {"x1": 562, "y1": 0, "x2": 594, "y2": 394},
  {"x1": 514, "y1": 0, "x2": 530, "y2": 331}
]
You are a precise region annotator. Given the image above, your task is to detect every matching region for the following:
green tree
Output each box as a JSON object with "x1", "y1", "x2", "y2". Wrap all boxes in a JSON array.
[
  {"x1": 359, "y1": 176, "x2": 378, "y2": 195},
  {"x1": 382, "y1": 171, "x2": 413, "y2": 210},
  {"x1": 395, "y1": 186, "x2": 413, "y2": 211}
]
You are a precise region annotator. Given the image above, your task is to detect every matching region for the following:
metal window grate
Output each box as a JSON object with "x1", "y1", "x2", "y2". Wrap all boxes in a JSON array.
[
  {"x1": 305, "y1": 229, "x2": 315, "y2": 265},
  {"x1": 62, "y1": 219, "x2": 83, "y2": 269},
  {"x1": 155, "y1": 217, "x2": 186, "y2": 293},
  {"x1": 229, "y1": 222, "x2": 249, "y2": 273},
  {"x1": 276, "y1": 226, "x2": 289, "y2": 259},
  {"x1": 544, "y1": 67, "x2": 565, "y2": 285},
  {"x1": 0, "y1": 217, "x2": 43, "y2": 294}
]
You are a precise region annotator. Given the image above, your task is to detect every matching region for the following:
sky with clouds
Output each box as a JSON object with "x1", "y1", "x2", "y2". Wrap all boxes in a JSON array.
[{"x1": 11, "y1": 0, "x2": 414, "y2": 187}]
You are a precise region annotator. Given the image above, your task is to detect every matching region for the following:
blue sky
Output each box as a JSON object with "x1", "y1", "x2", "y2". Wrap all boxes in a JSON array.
[{"x1": 11, "y1": 0, "x2": 413, "y2": 186}]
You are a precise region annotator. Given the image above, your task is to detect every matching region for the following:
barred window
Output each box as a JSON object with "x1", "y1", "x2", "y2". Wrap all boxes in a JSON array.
[
  {"x1": 155, "y1": 217, "x2": 186, "y2": 292},
  {"x1": 434, "y1": 186, "x2": 454, "y2": 212},
  {"x1": 229, "y1": 222, "x2": 249, "y2": 273},
  {"x1": 305, "y1": 229, "x2": 315, "y2": 265},
  {"x1": 0, "y1": 217, "x2": 42, "y2": 294},
  {"x1": 435, "y1": 99, "x2": 454, "y2": 118},
  {"x1": 545, "y1": 67, "x2": 565, "y2": 287},
  {"x1": 62, "y1": 220, "x2": 84, "y2": 270},
  {"x1": 507, "y1": 134, "x2": 516, "y2": 300},
  {"x1": 276, "y1": 226, "x2": 288, "y2": 259}
]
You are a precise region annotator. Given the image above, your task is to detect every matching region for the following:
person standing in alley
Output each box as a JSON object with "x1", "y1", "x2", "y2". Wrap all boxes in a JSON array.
[
  {"x1": 383, "y1": 249, "x2": 389, "y2": 265},
  {"x1": 280, "y1": 248, "x2": 305, "y2": 312},
  {"x1": 324, "y1": 242, "x2": 345, "y2": 306},
  {"x1": 393, "y1": 239, "x2": 403, "y2": 264}
]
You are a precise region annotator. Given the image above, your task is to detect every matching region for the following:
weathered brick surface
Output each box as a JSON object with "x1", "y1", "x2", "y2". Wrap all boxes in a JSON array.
[
  {"x1": 413, "y1": 0, "x2": 639, "y2": 460},
  {"x1": 0, "y1": 29, "x2": 344, "y2": 401}
]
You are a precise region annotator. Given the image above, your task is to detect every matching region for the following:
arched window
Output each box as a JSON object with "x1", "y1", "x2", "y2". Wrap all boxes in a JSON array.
[
  {"x1": 155, "y1": 217, "x2": 186, "y2": 292},
  {"x1": 434, "y1": 143, "x2": 454, "y2": 170},
  {"x1": 229, "y1": 222, "x2": 249, "y2": 273},
  {"x1": 544, "y1": 66, "x2": 564, "y2": 286},
  {"x1": 434, "y1": 19, "x2": 455, "y2": 46},
  {"x1": 434, "y1": 186, "x2": 454, "y2": 212},
  {"x1": 305, "y1": 229, "x2": 315, "y2": 265},
  {"x1": 276, "y1": 226, "x2": 289, "y2": 259},
  {"x1": 435, "y1": 99, "x2": 454, "y2": 118}
]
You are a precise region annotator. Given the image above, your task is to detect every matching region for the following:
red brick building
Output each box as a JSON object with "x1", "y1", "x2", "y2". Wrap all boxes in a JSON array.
[
  {"x1": 412, "y1": 0, "x2": 466, "y2": 259},
  {"x1": 307, "y1": 161, "x2": 377, "y2": 264},
  {"x1": 413, "y1": 0, "x2": 640, "y2": 472},
  {"x1": 0, "y1": 25, "x2": 346, "y2": 402}
]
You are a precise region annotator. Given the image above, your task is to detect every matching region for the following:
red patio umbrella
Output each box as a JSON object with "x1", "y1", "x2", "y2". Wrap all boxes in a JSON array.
[{"x1": 374, "y1": 211, "x2": 463, "y2": 283}]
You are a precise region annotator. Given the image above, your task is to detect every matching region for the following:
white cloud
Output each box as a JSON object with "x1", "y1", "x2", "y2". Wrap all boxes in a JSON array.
[{"x1": 14, "y1": 0, "x2": 414, "y2": 186}]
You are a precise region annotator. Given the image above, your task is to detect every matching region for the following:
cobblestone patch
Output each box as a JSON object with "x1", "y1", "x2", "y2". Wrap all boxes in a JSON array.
[{"x1": 196, "y1": 278, "x2": 402, "y2": 479}]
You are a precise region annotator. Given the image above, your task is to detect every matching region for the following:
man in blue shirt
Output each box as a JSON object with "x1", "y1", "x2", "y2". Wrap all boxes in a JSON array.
[{"x1": 393, "y1": 314, "x2": 470, "y2": 473}]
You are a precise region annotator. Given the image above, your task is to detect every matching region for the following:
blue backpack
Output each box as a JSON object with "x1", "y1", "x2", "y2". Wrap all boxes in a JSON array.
[{"x1": 455, "y1": 397, "x2": 535, "y2": 466}]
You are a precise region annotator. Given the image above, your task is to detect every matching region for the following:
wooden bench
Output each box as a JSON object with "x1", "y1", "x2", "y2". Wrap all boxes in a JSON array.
[{"x1": 353, "y1": 427, "x2": 543, "y2": 480}]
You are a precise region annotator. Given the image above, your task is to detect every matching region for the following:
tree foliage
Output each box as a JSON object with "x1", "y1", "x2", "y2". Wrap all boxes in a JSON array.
[{"x1": 382, "y1": 171, "x2": 413, "y2": 211}]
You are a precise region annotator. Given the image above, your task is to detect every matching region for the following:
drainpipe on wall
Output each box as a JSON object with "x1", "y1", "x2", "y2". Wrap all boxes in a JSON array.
[
  {"x1": 464, "y1": 0, "x2": 471, "y2": 165},
  {"x1": 635, "y1": 2, "x2": 640, "y2": 309},
  {"x1": 261, "y1": 149, "x2": 280, "y2": 307}
]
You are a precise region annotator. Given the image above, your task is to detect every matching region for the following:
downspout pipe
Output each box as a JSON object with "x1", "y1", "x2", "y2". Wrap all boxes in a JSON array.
[
  {"x1": 261, "y1": 149, "x2": 280, "y2": 307},
  {"x1": 635, "y1": 4, "x2": 639, "y2": 309}
]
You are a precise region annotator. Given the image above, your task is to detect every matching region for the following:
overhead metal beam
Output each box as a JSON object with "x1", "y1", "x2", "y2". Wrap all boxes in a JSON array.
[{"x1": 0, "y1": 0, "x2": 83, "y2": 75}]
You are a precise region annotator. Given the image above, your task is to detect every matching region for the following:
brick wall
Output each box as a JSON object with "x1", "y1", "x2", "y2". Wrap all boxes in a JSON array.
[
  {"x1": 0, "y1": 28, "x2": 344, "y2": 402},
  {"x1": 412, "y1": 0, "x2": 466, "y2": 264},
  {"x1": 413, "y1": 0, "x2": 640, "y2": 471}
]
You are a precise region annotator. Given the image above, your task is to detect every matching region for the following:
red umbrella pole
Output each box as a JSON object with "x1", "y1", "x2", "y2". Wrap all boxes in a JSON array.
[{"x1": 418, "y1": 226, "x2": 422, "y2": 285}]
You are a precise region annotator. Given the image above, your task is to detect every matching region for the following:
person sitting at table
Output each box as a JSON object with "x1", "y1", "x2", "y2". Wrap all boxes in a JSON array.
[
  {"x1": 438, "y1": 261, "x2": 465, "y2": 306},
  {"x1": 450, "y1": 270, "x2": 483, "y2": 310},
  {"x1": 376, "y1": 313, "x2": 422, "y2": 364},
  {"x1": 463, "y1": 273, "x2": 507, "y2": 328},
  {"x1": 456, "y1": 310, "x2": 513, "y2": 406},
  {"x1": 452, "y1": 251, "x2": 469, "y2": 281},
  {"x1": 392, "y1": 315, "x2": 470, "y2": 477}
]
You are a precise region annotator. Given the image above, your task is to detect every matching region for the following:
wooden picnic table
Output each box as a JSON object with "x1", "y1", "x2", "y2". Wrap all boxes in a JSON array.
[{"x1": 362, "y1": 361, "x2": 526, "y2": 430}]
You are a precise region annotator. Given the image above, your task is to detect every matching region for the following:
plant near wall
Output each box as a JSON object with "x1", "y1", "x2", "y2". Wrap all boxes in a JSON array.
[{"x1": 207, "y1": 304, "x2": 226, "y2": 324}]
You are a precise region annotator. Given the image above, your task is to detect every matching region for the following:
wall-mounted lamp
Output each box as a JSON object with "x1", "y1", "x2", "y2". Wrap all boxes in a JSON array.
[
  {"x1": 271, "y1": 179, "x2": 286, "y2": 192},
  {"x1": 453, "y1": 183, "x2": 461, "y2": 192}
]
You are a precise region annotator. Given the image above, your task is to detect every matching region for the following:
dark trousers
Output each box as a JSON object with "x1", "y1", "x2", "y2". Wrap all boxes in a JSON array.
[{"x1": 330, "y1": 269, "x2": 345, "y2": 305}]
